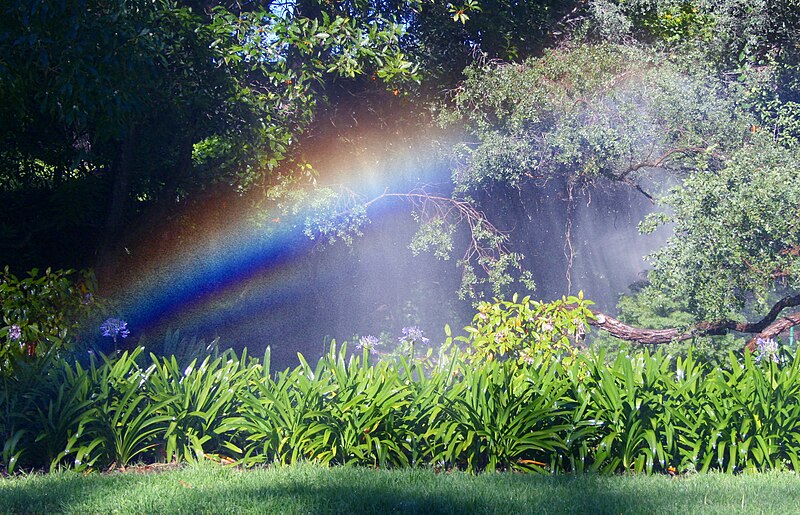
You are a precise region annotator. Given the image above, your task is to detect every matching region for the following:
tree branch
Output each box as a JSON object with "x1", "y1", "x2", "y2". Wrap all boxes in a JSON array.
[
  {"x1": 745, "y1": 312, "x2": 800, "y2": 351},
  {"x1": 587, "y1": 311, "x2": 700, "y2": 344},
  {"x1": 358, "y1": 189, "x2": 513, "y2": 276},
  {"x1": 586, "y1": 294, "x2": 800, "y2": 348},
  {"x1": 622, "y1": 146, "x2": 709, "y2": 177},
  {"x1": 601, "y1": 146, "x2": 715, "y2": 203}
]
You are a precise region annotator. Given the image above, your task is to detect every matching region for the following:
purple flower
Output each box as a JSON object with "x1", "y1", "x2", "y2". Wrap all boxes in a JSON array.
[
  {"x1": 755, "y1": 337, "x2": 779, "y2": 363},
  {"x1": 8, "y1": 324, "x2": 21, "y2": 340},
  {"x1": 100, "y1": 318, "x2": 130, "y2": 341},
  {"x1": 357, "y1": 335, "x2": 381, "y2": 351},
  {"x1": 399, "y1": 326, "x2": 429, "y2": 345}
]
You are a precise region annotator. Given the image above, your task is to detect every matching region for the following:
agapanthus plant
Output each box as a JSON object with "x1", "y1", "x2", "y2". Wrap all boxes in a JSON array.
[
  {"x1": 100, "y1": 318, "x2": 130, "y2": 350},
  {"x1": 399, "y1": 326, "x2": 429, "y2": 346},
  {"x1": 8, "y1": 324, "x2": 21, "y2": 341},
  {"x1": 398, "y1": 326, "x2": 429, "y2": 360},
  {"x1": 357, "y1": 334, "x2": 381, "y2": 352},
  {"x1": 755, "y1": 337, "x2": 779, "y2": 364}
]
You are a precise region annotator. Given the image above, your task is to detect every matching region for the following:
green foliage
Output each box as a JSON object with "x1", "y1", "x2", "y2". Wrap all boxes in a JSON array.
[
  {"x1": 588, "y1": 0, "x2": 715, "y2": 47},
  {"x1": 0, "y1": 0, "x2": 423, "y2": 268},
  {"x1": 564, "y1": 345, "x2": 800, "y2": 474},
  {"x1": 460, "y1": 293, "x2": 593, "y2": 367},
  {"x1": 570, "y1": 351, "x2": 676, "y2": 473},
  {"x1": 585, "y1": 1, "x2": 800, "y2": 147},
  {"x1": 253, "y1": 174, "x2": 373, "y2": 248},
  {"x1": 443, "y1": 43, "x2": 749, "y2": 192},
  {"x1": 615, "y1": 285, "x2": 697, "y2": 330},
  {"x1": 70, "y1": 349, "x2": 173, "y2": 469},
  {"x1": 454, "y1": 223, "x2": 535, "y2": 301},
  {"x1": 0, "y1": 356, "x2": 92, "y2": 472},
  {"x1": 155, "y1": 329, "x2": 220, "y2": 367},
  {"x1": 147, "y1": 350, "x2": 248, "y2": 463},
  {"x1": 0, "y1": 267, "x2": 102, "y2": 373},
  {"x1": 439, "y1": 29, "x2": 800, "y2": 332},
  {"x1": 290, "y1": 347, "x2": 416, "y2": 468},
  {"x1": 741, "y1": 61, "x2": 800, "y2": 147},
  {"x1": 644, "y1": 135, "x2": 800, "y2": 319},
  {"x1": 665, "y1": 349, "x2": 800, "y2": 473},
  {"x1": 6, "y1": 317, "x2": 800, "y2": 475},
  {"x1": 587, "y1": 0, "x2": 800, "y2": 68},
  {"x1": 409, "y1": 217, "x2": 455, "y2": 261},
  {"x1": 221, "y1": 351, "x2": 332, "y2": 466},
  {"x1": 418, "y1": 0, "x2": 577, "y2": 65},
  {"x1": 436, "y1": 358, "x2": 568, "y2": 472}
]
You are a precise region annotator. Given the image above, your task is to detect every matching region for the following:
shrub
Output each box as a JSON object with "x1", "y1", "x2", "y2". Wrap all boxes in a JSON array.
[
  {"x1": 4, "y1": 331, "x2": 800, "y2": 476},
  {"x1": 0, "y1": 267, "x2": 102, "y2": 373},
  {"x1": 460, "y1": 293, "x2": 593, "y2": 367}
]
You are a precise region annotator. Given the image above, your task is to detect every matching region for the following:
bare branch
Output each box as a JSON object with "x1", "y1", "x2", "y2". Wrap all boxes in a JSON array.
[
  {"x1": 602, "y1": 146, "x2": 716, "y2": 203},
  {"x1": 621, "y1": 146, "x2": 709, "y2": 177},
  {"x1": 563, "y1": 180, "x2": 576, "y2": 293},
  {"x1": 585, "y1": 294, "x2": 800, "y2": 348},
  {"x1": 355, "y1": 189, "x2": 513, "y2": 277}
]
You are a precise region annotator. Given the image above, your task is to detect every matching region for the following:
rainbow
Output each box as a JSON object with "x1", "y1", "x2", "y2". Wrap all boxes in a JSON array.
[{"x1": 106, "y1": 139, "x2": 455, "y2": 364}]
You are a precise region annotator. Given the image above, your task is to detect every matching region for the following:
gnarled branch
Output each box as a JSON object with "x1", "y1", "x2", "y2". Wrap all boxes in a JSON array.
[{"x1": 586, "y1": 294, "x2": 800, "y2": 349}]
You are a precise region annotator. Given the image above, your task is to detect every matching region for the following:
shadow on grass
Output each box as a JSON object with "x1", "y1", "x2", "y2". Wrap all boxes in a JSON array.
[{"x1": 4, "y1": 466, "x2": 800, "y2": 513}]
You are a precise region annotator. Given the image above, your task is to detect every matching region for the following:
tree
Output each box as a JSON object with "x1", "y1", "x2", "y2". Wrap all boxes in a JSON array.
[
  {"x1": 438, "y1": 39, "x2": 800, "y2": 349},
  {"x1": 4, "y1": 0, "x2": 800, "y2": 355},
  {"x1": 591, "y1": 134, "x2": 800, "y2": 349},
  {"x1": 0, "y1": 0, "x2": 419, "y2": 274},
  {"x1": 0, "y1": 0, "x2": 592, "y2": 285},
  {"x1": 586, "y1": 0, "x2": 800, "y2": 144}
]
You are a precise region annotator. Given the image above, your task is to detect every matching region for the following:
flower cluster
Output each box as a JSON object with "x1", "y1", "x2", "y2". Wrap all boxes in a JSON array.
[
  {"x1": 356, "y1": 335, "x2": 381, "y2": 351},
  {"x1": 399, "y1": 326, "x2": 429, "y2": 345},
  {"x1": 8, "y1": 324, "x2": 22, "y2": 341},
  {"x1": 755, "y1": 337, "x2": 779, "y2": 364},
  {"x1": 100, "y1": 318, "x2": 130, "y2": 342},
  {"x1": 519, "y1": 347, "x2": 536, "y2": 365}
]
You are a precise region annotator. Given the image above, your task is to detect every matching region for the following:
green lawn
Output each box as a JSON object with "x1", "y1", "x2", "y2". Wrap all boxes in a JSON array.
[{"x1": 1, "y1": 462, "x2": 799, "y2": 514}]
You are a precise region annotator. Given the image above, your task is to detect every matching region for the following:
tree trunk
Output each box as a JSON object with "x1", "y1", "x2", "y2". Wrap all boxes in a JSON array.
[{"x1": 96, "y1": 125, "x2": 138, "y2": 277}]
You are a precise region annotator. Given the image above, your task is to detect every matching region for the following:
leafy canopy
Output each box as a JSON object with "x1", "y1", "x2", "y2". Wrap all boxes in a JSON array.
[
  {"x1": 441, "y1": 36, "x2": 800, "y2": 322},
  {"x1": 442, "y1": 43, "x2": 750, "y2": 192},
  {"x1": 644, "y1": 135, "x2": 800, "y2": 320}
]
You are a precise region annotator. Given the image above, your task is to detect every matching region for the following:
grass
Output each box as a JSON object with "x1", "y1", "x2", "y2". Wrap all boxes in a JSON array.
[{"x1": 1, "y1": 462, "x2": 799, "y2": 514}]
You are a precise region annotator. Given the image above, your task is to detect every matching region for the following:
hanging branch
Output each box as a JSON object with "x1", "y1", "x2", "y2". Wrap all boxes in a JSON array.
[
  {"x1": 358, "y1": 188, "x2": 512, "y2": 276},
  {"x1": 621, "y1": 146, "x2": 710, "y2": 177},
  {"x1": 563, "y1": 180, "x2": 576, "y2": 294},
  {"x1": 600, "y1": 145, "x2": 727, "y2": 204}
]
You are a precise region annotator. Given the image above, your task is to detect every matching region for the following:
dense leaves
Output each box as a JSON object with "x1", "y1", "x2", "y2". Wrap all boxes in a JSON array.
[
  {"x1": 644, "y1": 135, "x2": 800, "y2": 319},
  {"x1": 442, "y1": 31, "x2": 800, "y2": 327},
  {"x1": 0, "y1": 0, "x2": 420, "y2": 270},
  {"x1": 443, "y1": 43, "x2": 749, "y2": 191},
  {"x1": 4, "y1": 338, "x2": 800, "y2": 475},
  {"x1": 0, "y1": 268, "x2": 102, "y2": 373},
  {"x1": 459, "y1": 293, "x2": 592, "y2": 366}
]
